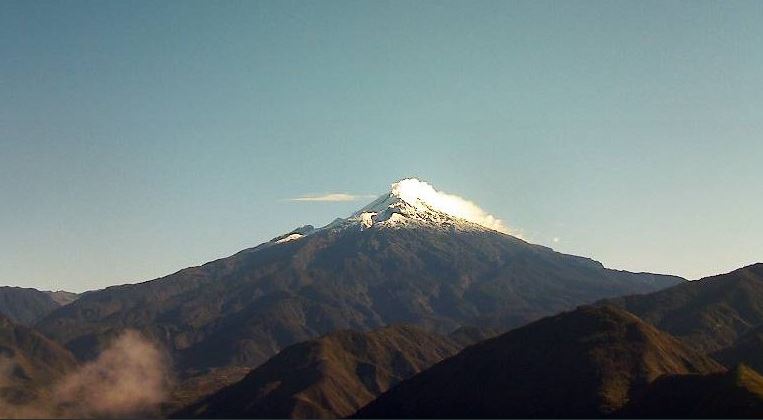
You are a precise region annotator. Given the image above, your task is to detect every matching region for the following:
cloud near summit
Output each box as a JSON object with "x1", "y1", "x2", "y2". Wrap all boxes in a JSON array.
[
  {"x1": 288, "y1": 179, "x2": 518, "y2": 237},
  {"x1": 391, "y1": 178, "x2": 513, "y2": 235}
]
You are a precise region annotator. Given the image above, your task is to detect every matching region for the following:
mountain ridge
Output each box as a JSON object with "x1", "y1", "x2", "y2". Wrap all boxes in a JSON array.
[
  {"x1": 35, "y1": 180, "x2": 683, "y2": 376},
  {"x1": 173, "y1": 324, "x2": 476, "y2": 419},
  {"x1": 0, "y1": 286, "x2": 78, "y2": 326},
  {"x1": 354, "y1": 305, "x2": 724, "y2": 418},
  {"x1": 605, "y1": 263, "x2": 763, "y2": 353}
]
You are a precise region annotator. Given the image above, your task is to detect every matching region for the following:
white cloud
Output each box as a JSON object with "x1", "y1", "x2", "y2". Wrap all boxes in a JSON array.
[
  {"x1": 286, "y1": 179, "x2": 521, "y2": 238},
  {"x1": 391, "y1": 178, "x2": 515, "y2": 235},
  {"x1": 0, "y1": 330, "x2": 171, "y2": 418},
  {"x1": 288, "y1": 193, "x2": 375, "y2": 202}
]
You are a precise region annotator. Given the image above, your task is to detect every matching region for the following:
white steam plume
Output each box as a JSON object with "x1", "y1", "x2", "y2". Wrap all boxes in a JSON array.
[
  {"x1": 0, "y1": 330, "x2": 172, "y2": 419},
  {"x1": 391, "y1": 178, "x2": 512, "y2": 234}
]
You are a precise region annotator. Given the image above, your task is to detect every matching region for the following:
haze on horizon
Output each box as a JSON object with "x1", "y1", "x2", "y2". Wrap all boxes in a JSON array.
[{"x1": 1, "y1": 0, "x2": 762, "y2": 292}]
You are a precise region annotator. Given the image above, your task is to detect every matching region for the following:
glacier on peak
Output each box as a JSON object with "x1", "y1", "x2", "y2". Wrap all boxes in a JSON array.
[
  {"x1": 272, "y1": 179, "x2": 513, "y2": 246},
  {"x1": 351, "y1": 178, "x2": 510, "y2": 234}
]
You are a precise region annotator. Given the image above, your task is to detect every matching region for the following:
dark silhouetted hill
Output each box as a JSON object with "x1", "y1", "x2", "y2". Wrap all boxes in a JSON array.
[
  {"x1": 0, "y1": 286, "x2": 78, "y2": 325},
  {"x1": 174, "y1": 325, "x2": 467, "y2": 419},
  {"x1": 713, "y1": 324, "x2": 763, "y2": 373},
  {"x1": 354, "y1": 306, "x2": 722, "y2": 418},
  {"x1": 620, "y1": 364, "x2": 763, "y2": 418},
  {"x1": 0, "y1": 314, "x2": 77, "y2": 407},
  {"x1": 607, "y1": 263, "x2": 763, "y2": 353}
]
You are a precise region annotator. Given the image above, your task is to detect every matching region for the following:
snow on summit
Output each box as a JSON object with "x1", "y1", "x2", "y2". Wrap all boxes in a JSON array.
[
  {"x1": 392, "y1": 179, "x2": 507, "y2": 232},
  {"x1": 275, "y1": 178, "x2": 514, "y2": 246},
  {"x1": 353, "y1": 178, "x2": 510, "y2": 234}
]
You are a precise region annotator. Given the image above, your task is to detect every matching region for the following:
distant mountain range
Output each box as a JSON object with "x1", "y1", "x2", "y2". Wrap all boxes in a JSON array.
[
  {"x1": 33, "y1": 179, "x2": 680, "y2": 374},
  {"x1": 2, "y1": 179, "x2": 761, "y2": 418},
  {"x1": 0, "y1": 287, "x2": 78, "y2": 325},
  {"x1": 607, "y1": 263, "x2": 763, "y2": 356}
]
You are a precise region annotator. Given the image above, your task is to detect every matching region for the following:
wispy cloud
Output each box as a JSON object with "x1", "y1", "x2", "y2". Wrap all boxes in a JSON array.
[
  {"x1": 0, "y1": 330, "x2": 171, "y2": 418},
  {"x1": 288, "y1": 193, "x2": 376, "y2": 202}
]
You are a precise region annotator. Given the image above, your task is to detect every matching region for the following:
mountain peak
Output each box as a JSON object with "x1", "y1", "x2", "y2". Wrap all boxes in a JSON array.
[
  {"x1": 268, "y1": 179, "x2": 514, "y2": 246},
  {"x1": 350, "y1": 178, "x2": 510, "y2": 234}
]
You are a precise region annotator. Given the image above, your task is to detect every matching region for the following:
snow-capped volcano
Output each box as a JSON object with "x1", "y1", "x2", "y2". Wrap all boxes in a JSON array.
[
  {"x1": 349, "y1": 178, "x2": 510, "y2": 233},
  {"x1": 270, "y1": 178, "x2": 513, "y2": 245},
  {"x1": 41, "y1": 178, "x2": 685, "y2": 377}
]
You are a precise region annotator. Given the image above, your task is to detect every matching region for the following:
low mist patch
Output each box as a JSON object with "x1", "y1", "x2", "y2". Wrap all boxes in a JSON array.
[{"x1": 0, "y1": 330, "x2": 172, "y2": 419}]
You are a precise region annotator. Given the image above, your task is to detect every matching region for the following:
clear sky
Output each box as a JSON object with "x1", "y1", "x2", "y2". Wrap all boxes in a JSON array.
[{"x1": 2, "y1": 0, "x2": 762, "y2": 292}]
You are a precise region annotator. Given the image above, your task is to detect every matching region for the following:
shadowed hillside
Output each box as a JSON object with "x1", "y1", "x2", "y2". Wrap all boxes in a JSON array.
[
  {"x1": 354, "y1": 306, "x2": 722, "y2": 418},
  {"x1": 607, "y1": 263, "x2": 763, "y2": 353},
  {"x1": 712, "y1": 324, "x2": 763, "y2": 372},
  {"x1": 620, "y1": 364, "x2": 763, "y2": 418},
  {"x1": 0, "y1": 314, "x2": 78, "y2": 408},
  {"x1": 174, "y1": 325, "x2": 470, "y2": 419},
  {"x1": 0, "y1": 287, "x2": 77, "y2": 325}
]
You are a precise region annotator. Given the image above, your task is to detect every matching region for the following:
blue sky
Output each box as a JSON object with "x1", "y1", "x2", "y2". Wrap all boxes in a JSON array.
[{"x1": 2, "y1": 0, "x2": 762, "y2": 292}]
